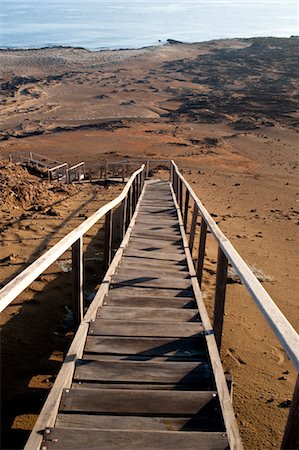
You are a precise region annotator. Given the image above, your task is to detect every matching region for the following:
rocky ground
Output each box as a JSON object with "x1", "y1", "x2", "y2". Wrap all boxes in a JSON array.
[{"x1": 0, "y1": 37, "x2": 298, "y2": 449}]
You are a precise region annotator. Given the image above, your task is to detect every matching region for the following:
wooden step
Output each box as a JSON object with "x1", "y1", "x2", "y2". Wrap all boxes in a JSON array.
[
  {"x1": 89, "y1": 320, "x2": 204, "y2": 337},
  {"x1": 43, "y1": 429, "x2": 228, "y2": 450},
  {"x1": 111, "y1": 275, "x2": 191, "y2": 291},
  {"x1": 123, "y1": 249, "x2": 186, "y2": 261},
  {"x1": 108, "y1": 286, "x2": 193, "y2": 300},
  {"x1": 105, "y1": 296, "x2": 196, "y2": 309},
  {"x1": 96, "y1": 306, "x2": 199, "y2": 322},
  {"x1": 60, "y1": 388, "x2": 216, "y2": 415},
  {"x1": 73, "y1": 360, "x2": 212, "y2": 385},
  {"x1": 56, "y1": 410, "x2": 224, "y2": 432},
  {"x1": 84, "y1": 336, "x2": 204, "y2": 357}
]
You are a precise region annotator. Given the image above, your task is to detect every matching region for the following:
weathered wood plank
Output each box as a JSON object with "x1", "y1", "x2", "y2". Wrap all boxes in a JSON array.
[
  {"x1": 55, "y1": 412, "x2": 222, "y2": 431},
  {"x1": 84, "y1": 335, "x2": 203, "y2": 356},
  {"x1": 120, "y1": 256, "x2": 188, "y2": 270},
  {"x1": 129, "y1": 237, "x2": 183, "y2": 248},
  {"x1": 43, "y1": 429, "x2": 228, "y2": 450},
  {"x1": 108, "y1": 286, "x2": 193, "y2": 300},
  {"x1": 60, "y1": 388, "x2": 215, "y2": 415},
  {"x1": 89, "y1": 320, "x2": 204, "y2": 337},
  {"x1": 114, "y1": 266, "x2": 189, "y2": 279},
  {"x1": 111, "y1": 275, "x2": 191, "y2": 290},
  {"x1": 105, "y1": 297, "x2": 196, "y2": 309},
  {"x1": 71, "y1": 382, "x2": 207, "y2": 391},
  {"x1": 97, "y1": 306, "x2": 199, "y2": 322},
  {"x1": 124, "y1": 249, "x2": 186, "y2": 261},
  {"x1": 74, "y1": 360, "x2": 211, "y2": 384}
]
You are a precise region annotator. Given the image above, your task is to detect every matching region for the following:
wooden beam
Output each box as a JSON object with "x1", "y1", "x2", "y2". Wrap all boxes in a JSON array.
[
  {"x1": 189, "y1": 202, "x2": 198, "y2": 256},
  {"x1": 104, "y1": 210, "x2": 113, "y2": 271},
  {"x1": 196, "y1": 217, "x2": 207, "y2": 287},
  {"x1": 72, "y1": 237, "x2": 84, "y2": 324},
  {"x1": 281, "y1": 375, "x2": 299, "y2": 450},
  {"x1": 179, "y1": 178, "x2": 183, "y2": 212},
  {"x1": 213, "y1": 246, "x2": 228, "y2": 350},
  {"x1": 170, "y1": 161, "x2": 299, "y2": 370},
  {"x1": 183, "y1": 189, "x2": 190, "y2": 231}
]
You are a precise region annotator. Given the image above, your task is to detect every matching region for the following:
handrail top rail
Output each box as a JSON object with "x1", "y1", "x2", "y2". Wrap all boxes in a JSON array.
[
  {"x1": 68, "y1": 162, "x2": 85, "y2": 170},
  {"x1": 0, "y1": 164, "x2": 145, "y2": 314},
  {"x1": 171, "y1": 160, "x2": 299, "y2": 371},
  {"x1": 88, "y1": 158, "x2": 171, "y2": 168},
  {"x1": 48, "y1": 163, "x2": 68, "y2": 172}
]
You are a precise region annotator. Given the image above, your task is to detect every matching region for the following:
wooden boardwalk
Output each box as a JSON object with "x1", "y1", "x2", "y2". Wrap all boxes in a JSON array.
[{"x1": 40, "y1": 179, "x2": 240, "y2": 449}]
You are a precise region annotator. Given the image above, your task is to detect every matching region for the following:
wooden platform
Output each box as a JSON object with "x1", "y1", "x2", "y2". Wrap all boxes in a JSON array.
[{"x1": 41, "y1": 180, "x2": 238, "y2": 450}]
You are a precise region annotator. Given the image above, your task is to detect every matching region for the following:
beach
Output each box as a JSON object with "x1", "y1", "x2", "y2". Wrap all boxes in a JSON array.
[{"x1": 0, "y1": 37, "x2": 298, "y2": 449}]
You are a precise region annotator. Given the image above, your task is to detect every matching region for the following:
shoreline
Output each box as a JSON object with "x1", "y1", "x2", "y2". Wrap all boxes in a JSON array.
[{"x1": 0, "y1": 35, "x2": 297, "y2": 54}]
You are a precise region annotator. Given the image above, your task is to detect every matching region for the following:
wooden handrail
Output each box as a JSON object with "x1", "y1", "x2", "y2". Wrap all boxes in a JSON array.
[
  {"x1": 0, "y1": 165, "x2": 145, "y2": 314},
  {"x1": 171, "y1": 160, "x2": 299, "y2": 370}
]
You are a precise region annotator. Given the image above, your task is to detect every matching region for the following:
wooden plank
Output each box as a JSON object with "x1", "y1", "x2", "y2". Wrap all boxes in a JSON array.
[
  {"x1": 197, "y1": 217, "x2": 208, "y2": 287},
  {"x1": 71, "y1": 382, "x2": 207, "y2": 391},
  {"x1": 111, "y1": 275, "x2": 191, "y2": 291},
  {"x1": 132, "y1": 231, "x2": 181, "y2": 241},
  {"x1": 97, "y1": 306, "x2": 199, "y2": 322},
  {"x1": 108, "y1": 286, "x2": 193, "y2": 300},
  {"x1": 88, "y1": 320, "x2": 204, "y2": 337},
  {"x1": 281, "y1": 375, "x2": 299, "y2": 450},
  {"x1": 43, "y1": 429, "x2": 228, "y2": 450},
  {"x1": 71, "y1": 336, "x2": 204, "y2": 357},
  {"x1": 105, "y1": 297, "x2": 196, "y2": 309},
  {"x1": 124, "y1": 249, "x2": 185, "y2": 261},
  {"x1": 213, "y1": 247, "x2": 228, "y2": 350},
  {"x1": 120, "y1": 256, "x2": 188, "y2": 270},
  {"x1": 115, "y1": 266, "x2": 189, "y2": 279},
  {"x1": 55, "y1": 412, "x2": 221, "y2": 431},
  {"x1": 73, "y1": 358, "x2": 212, "y2": 384},
  {"x1": 60, "y1": 388, "x2": 215, "y2": 415},
  {"x1": 71, "y1": 237, "x2": 84, "y2": 324},
  {"x1": 129, "y1": 237, "x2": 183, "y2": 248}
]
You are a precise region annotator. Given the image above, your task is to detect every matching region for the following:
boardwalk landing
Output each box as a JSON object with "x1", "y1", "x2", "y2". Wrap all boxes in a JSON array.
[{"x1": 42, "y1": 180, "x2": 233, "y2": 450}]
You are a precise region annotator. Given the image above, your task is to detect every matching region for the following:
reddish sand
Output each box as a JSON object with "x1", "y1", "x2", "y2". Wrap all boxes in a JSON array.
[{"x1": 0, "y1": 37, "x2": 298, "y2": 449}]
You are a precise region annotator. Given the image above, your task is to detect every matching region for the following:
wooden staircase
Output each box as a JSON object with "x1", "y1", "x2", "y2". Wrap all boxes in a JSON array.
[{"x1": 40, "y1": 180, "x2": 240, "y2": 450}]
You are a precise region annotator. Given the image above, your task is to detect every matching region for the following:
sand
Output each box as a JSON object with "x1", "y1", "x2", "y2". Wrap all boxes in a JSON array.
[{"x1": 0, "y1": 37, "x2": 298, "y2": 449}]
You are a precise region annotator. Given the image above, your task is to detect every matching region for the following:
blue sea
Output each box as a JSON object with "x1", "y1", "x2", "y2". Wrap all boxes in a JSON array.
[{"x1": 0, "y1": 0, "x2": 298, "y2": 50}]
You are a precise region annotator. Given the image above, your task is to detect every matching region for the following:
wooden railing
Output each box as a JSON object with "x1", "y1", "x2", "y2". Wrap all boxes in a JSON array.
[
  {"x1": 0, "y1": 164, "x2": 145, "y2": 322},
  {"x1": 170, "y1": 160, "x2": 299, "y2": 448}
]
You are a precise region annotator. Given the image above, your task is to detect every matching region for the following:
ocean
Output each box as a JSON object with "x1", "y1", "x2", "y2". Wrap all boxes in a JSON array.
[{"x1": 0, "y1": 0, "x2": 298, "y2": 50}]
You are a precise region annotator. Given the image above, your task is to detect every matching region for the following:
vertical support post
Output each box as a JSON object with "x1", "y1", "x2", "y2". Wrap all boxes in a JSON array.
[
  {"x1": 89, "y1": 168, "x2": 92, "y2": 181},
  {"x1": 146, "y1": 160, "x2": 149, "y2": 179},
  {"x1": 179, "y1": 178, "x2": 183, "y2": 212},
  {"x1": 196, "y1": 217, "x2": 207, "y2": 287},
  {"x1": 72, "y1": 236, "x2": 84, "y2": 325},
  {"x1": 105, "y1": 161, "x2": 108, "y2": 181},
  {"x1": 132, "y1": 178, "x2": 136, "y2": 213},
  {"x1": 121, "y1": 197, "x2": 128, "y2": 238},
  {"x1": 169, "y1": 160, "x2": 172, "y2": 182},
  {"x1": 213, "y1": 246, "x2": 228, "y2": 350},
  {"x1": 9, "y1": 154, "x2": 12, "y2": 162},
  {"x1": 189, "y1": 202, "x2": 198, "y2": 255},
  {"x1": 104, "y1": 210, "x2": 113, "y2": 271},
  {"x1": 281, "y1": 375, "x2": 299, "y2": 450},
  {"x1": 122, "y1": 164, "x2": 125, "y2": 182},
  {"x1": 183, "y1": 189, "x2": 190, "y2": 231},
  {"x1": 126, "y1": 186, "x2": 132, "y2": 227}
]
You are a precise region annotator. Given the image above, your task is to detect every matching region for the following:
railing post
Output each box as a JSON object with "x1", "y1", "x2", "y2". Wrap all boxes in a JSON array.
[
  {"x1": 72, "y1": 236, "x2": 84, "y2": 325},
  {"x1": 196, "y1": 217, "x2": 207, "y2": 287},
  {"x1": 105, "y1": 161, "x2": 108, "y2": 181},
  {"x1": 179, "y1": 178, "x2": 183, "y2": 212},
  {"x1": 281, "y1": 375, "x2": 299, "y2": 450},
  {"x1": 121, "y1": 197, "x2": 128, "y2": 238},
  {"x1": 126, "y1": 186, "x2": 132, "y2": 227},
  {"x1": 104, "y1": 210, "x2": 113, "y2": 271},
  {"x1": 213, "y1": 246, "x2": 228, "y2": 350},
  {"x1": 183, "y1": 189, "x2": 190, "y2": 230},
  {"x1": 146, "y1": 160, "x2": 149, "y2": 179},
  {"x1": 122, "y1": 164, "x2": 125, "y2": 182},
  {"x1": 169, "y1": 161, "x2": 173, "y2": 182},
  {"x1": 132, "y1": 178, "x2": 137, "y2": 212},
  {"x1": 189, "y1": 202, "x2": 198, "y2": 255}
]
